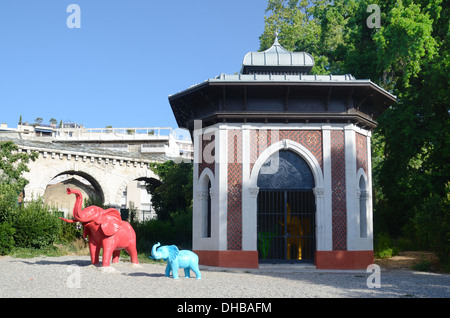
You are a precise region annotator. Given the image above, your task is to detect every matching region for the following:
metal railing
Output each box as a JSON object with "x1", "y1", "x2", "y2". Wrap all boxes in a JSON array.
[
  {"x1": 55, "y1": 127, "x2": 177, "y2": 141},
  {"x1": 120, "y1": 208, "x2": 156, "y2": 222}
]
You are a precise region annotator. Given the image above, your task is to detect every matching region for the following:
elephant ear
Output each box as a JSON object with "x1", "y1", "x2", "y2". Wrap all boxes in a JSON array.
[
  {"x1": 167, "y1": 245, "x2": 179, "y2": 263},
  {"x1": 100, "y1": 209, "x2": 122, "y2": 237}
]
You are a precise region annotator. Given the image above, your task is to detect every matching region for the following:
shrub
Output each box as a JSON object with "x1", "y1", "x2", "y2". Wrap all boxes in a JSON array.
[
  {"x1": 58, "y1": 221, "x2": 83, "y2": 244},
  {"x1": 413, "y1": 193, "x2": 450, "y2": 266},
  {"x1": 411, "y1": 257, "x2": 432, "y2": 272},
  {"x1": 170, "y1": 208, "x2": 192, "y2": 249},
  {"x1": 133, "y1": 218, "x2": 173, "y2": 253},
  {"x1": 0, "y1": 222, "x2": 15, "y2": 255},
  {"x1": 0, "y1": 183, "x2": 21, "y2": 223},
  {"x1": 11, "y1": 197, "x2": 61, "y2": 249},
  {"x1": 133, "y1": 208, "x2": 193, "y2": 254},
  {"x1": 374, "y1": 232, "x2": 398, "y2": 259}
]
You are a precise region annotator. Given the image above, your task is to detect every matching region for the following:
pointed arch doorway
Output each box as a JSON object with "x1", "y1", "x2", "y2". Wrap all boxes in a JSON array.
[{"x1": 257, "y1": 150, "x2": 316, "y2": 263}]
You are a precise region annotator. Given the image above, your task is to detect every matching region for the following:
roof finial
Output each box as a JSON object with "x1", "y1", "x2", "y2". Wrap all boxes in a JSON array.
[{"x1": 274, "y1": 30, "x2": 280, "y2": 45}]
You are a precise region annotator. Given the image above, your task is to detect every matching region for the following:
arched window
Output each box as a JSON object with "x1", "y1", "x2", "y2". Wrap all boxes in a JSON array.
[
  {"x1": 198, "y1": 167, "x2": 214, "y2": 240},
  {"x1": 206, "y1": 179, "x2": 212, "y2": 238},
  {"x1": 359, "y1": 176, "x2": 368, "y2": 238}
]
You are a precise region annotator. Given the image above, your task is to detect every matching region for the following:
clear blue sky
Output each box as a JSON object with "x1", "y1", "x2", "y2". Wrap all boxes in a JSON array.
[{"x1": 0, "y1": 0, "x2": 268, "y2": 131}]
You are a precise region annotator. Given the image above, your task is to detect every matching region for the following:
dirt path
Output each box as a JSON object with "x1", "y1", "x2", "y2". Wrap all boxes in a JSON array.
[{"x1": 375, "y1": 251, "x2": 439, "y2": 270}]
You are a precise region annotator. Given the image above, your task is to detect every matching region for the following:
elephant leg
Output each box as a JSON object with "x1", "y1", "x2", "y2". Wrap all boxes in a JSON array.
[
  {"x1": 171, "y1": 262, "x2": 180, "y2": 279},
  {"x1": 165, "y1": 264, "x2": 172, "y2": 278},
  {"x1": 88, "y1": 240, "x2": 100, "y2": 265},
  {"x1": 102, "y1": 246, "x2": 114, "y2": 267},
  {"x1": 125, "y1": 245, "x2": 139, "y2": 264},
  {"x1": 112, "y1": 250, "x2": 121, "y2": 263},
  {"x1": 190, "y1": 263, "x2": 201, "y2": 279},
  {"x1": 194, "y1": 268, "x2": 202, "y2": 279}
]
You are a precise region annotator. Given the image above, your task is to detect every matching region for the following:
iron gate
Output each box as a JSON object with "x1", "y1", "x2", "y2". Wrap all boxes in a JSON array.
[{"x1": 257, "y1": 189, "x2": 316, "y2": 262}]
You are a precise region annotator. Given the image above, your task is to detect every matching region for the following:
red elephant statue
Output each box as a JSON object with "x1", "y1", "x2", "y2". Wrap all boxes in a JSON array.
[{"x1": 60, "y1": 188, "x2": 139, "y2": 271}]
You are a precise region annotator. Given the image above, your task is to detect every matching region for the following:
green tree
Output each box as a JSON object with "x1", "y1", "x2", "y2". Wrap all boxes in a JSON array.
[
  {"x1": 0, "y1": 141, "x2": 38, "y2": 222},
  {"x1": 147, "y1": 161, "x2": 193, "y2": 221},
  {"x1": 0, "y1": 141, "x2": 38, "y2": 191},
  {"x1": 259, "y1": 0, "x2": 330, "y2": 74},
  {"x1": 49, "y1": 118, "x2": 57, "y2": 127},
  {"x1": 0, "y1": 140, "x2": 39, "y2": 253}
]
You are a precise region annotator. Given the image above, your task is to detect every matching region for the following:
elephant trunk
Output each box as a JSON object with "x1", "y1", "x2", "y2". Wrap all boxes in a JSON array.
[
  {"x1": 151, "y1": 242, "x2": 162, "y2": 259},
  {"x1": 59, "y1": 217, "x2": 76, "y2": 223},
  {"x1": 67, "y1": 188, "x2": 91, "y2": 223}
]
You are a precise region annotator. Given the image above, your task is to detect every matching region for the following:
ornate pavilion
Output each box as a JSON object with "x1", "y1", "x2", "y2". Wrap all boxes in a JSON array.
[{"x1": 169, "y1": 35, "x2": 396, "y2": 269}]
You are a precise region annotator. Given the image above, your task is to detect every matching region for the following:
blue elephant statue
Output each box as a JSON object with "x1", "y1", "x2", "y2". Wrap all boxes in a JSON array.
[{"x1": 150, "y1": 242, "x2": 201, "y2": 279}]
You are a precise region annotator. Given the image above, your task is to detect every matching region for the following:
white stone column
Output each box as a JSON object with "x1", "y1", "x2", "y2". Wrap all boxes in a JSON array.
[
  {"x1": 217, "y1": 124, "x2": 229, "y2": 251},
  {"x1": 320, "y1": 125, "x2": 333, "y2": 251},
  {"x1": 345, "y1": 124, "x2": 359, "y2": 250},
  {"x1": 366, "y1": 132, "x2": 374, "y2": 249},
  {"x1": 192, "y1": 122, "x2": 203, "y2": 251},
  {"x1": 241, "y1": 125, "x2": 255, "y2": 251}
]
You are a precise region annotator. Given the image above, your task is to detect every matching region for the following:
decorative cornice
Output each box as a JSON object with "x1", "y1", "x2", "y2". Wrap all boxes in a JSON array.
[
  {"x1": 197, "y1": 190, "x2": 209, "y2": 201},
  {"x1": 249, "y1": 187, "x2": 260, "y2": 198},
  {"x1": 358, "y1": 190, "x2": 370, "y2": 200},
  {"x1": 313, "y1": 186, "x2": 325, "y2": 198},
  {"x1": 209, "y1": 188, "x2": 217, "y2": 200}
]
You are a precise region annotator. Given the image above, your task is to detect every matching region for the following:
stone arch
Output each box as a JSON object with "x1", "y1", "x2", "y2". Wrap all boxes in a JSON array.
[
  {"x1": 250, "y1": 139, "x2": 323, "y2": 189},
  {"x1": 51, "y1": 164, "x2": 102, "y2": 188},
  {"x1": 50, "y1": 170, "x2": 105, "y2": 202},
  {"x1": 25, "y1": 161, "x2": 106, "y2": 203},
  {"x1": 114, "y1": 168, "x2": 159, "y2": 206},
  {"x1": 357, "y1": 168, "x2": 368, "y2": 189},
  {"x1": 36, "y1": 163, "x2": 106, "y2": 216},
  {"x1": 199, "y1": 167, "x2": 215, "y2": 193}
]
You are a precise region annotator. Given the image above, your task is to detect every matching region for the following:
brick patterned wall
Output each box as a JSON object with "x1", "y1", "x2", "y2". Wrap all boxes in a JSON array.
[
  {"x1": 250, "y1": 130, "x2": 323, "y2": 173},
  {"x1": 225, "y1": 128, "x2": 350, "y2": 252},
  {"x1": 356, "y1": 133, "x2": 368, "y2": 174},
  {"x1": 198, "y1": 132, "x2": 215, "y2": 178},
  {"x1": 331, "y1": 130, "x2": 347, "y2": 251},
  {"x1": 227, "y1": 130, "x2": 242, "y2": 250}
]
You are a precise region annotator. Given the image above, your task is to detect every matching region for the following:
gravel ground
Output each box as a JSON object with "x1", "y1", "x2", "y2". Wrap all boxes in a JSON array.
[{"x1": 0, "y1": 255, "x2": 449, "y2": 299}]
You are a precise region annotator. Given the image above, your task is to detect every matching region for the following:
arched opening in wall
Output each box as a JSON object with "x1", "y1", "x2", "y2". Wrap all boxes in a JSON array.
[
  {"x1": 201, "y1": 178, "x2": 212, "y2": 238},
  {"x1": 257, "y1": 150, "x2": 316, "y2": 263},
  {"x1": 198, "y1": 169, "x2": 214, "y2": 239},
  {"x1": 44, "y1": 171, "x2": 104, "y2": 217},
  {"x1": 359, "y1": 176, "x2": 368, "y2": 238},
  {"x1": 206, "y1": 179, "x2": 212, "y2": 237},
  {"x1": 121, "y1": 177, "x2": 160, "y2": 222}
]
